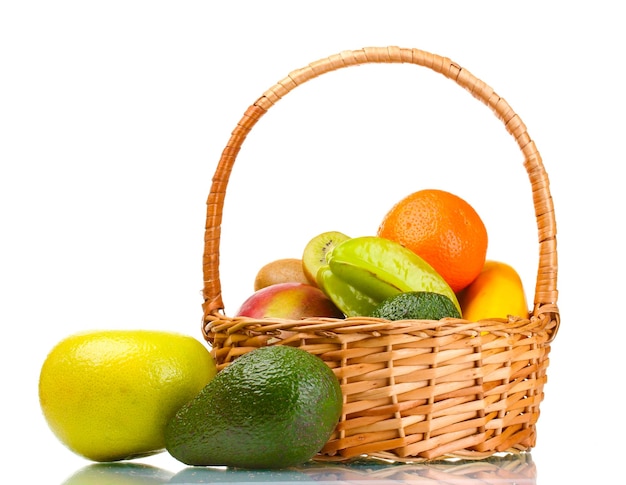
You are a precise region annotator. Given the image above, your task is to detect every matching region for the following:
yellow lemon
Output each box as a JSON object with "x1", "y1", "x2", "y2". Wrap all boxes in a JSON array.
[
  {"x1": 39, "y1": 330, "x2": 216, "y2": 462},
  {"x1": 457, "y1": 260, "x2": 529, "y2": 321}
]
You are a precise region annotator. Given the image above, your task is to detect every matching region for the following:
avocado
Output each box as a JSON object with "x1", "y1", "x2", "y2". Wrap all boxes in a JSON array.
[
  {"x1": 164, "y1": 345, "x2": 343, "y2": 469},
  {"x1": 370, "y1": 291, "x2": 461, "y2": 320}
]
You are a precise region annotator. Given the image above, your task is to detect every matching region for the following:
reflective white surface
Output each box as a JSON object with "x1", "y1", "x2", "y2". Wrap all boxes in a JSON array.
[
  {"x1": 60, "y1": 455, "x2": 538, "y2": 484},
  {"x1": 2, "y1": 1, "x2": 624, "y2": 484}
]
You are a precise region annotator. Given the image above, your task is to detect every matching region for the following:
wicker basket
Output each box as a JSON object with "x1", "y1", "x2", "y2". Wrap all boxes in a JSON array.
[{"x1": 201, "y1": 46, "x2": 559, "y2": 462}]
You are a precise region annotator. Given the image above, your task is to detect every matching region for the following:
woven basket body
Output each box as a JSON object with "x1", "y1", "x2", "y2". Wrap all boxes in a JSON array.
[{"x1": 202, "y1": 47, "x2": 559, "y2": 462}]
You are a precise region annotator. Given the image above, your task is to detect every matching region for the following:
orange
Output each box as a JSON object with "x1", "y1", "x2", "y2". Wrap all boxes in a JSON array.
[{"x1": 377, "y1": 189, "x2": 488, "y2": 293}]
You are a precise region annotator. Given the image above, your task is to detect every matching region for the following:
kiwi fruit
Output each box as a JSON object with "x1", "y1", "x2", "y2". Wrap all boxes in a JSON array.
[
  {"x1": 302, "y1": 231, "x2": 351, "y2": 286},
  {"x1": 254, "y1": 258, "x2": 310, "y2": 291}
]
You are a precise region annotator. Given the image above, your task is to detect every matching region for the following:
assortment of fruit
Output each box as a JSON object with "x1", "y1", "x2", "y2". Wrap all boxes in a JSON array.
[
  {"x1": 38, "y1": 187, "x2": 530, "y2": 470},
  {"x1": 242, "y1": 188, "x2": 528, "y2": 324}
]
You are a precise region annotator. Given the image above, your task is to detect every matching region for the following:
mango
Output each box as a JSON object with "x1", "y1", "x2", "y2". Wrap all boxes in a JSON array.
[{"x1": 457, "y1": 260, "x2": 529, "y2": 321}]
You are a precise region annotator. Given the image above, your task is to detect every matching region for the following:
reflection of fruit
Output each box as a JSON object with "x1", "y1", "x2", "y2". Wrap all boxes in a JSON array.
[
  {"x1": 165, "y1": 346, "x2": 343, "y2": 469},
  {"x1": 378, "y1": 189, "x2": 488, "y2": 293},
  {"x1": 371, "y1": 291, "x2": 462, "y2": 321},
  {"x1": 302, "y1": 231, "x2": 351, "y2": 285},
  {"x1": 318, "y1": 236, "x2": 460, "y2": 317},
  {"x1": 457, "y1": 260, "x2": 529, "y2": 321},
  {"x1": 61, "y1": 463, "x2": 174, "y2": 485},
  {"x1": 254, "y1": 258, "x2": 309, "y2": 291},
  {"x1": 169, "y1": 466, "x2": 309, "y2": 483},
  {"x1": 235, "y1": 282, "x2": 344, "y2": 319},
  {"x1": 39, "y1": 330, "x2": 216, "y2": 462}
]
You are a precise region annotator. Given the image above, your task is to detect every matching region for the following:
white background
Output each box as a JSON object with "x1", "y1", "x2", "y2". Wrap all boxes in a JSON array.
[{"x1": 1, "y1": 1, "x2": 624, "y2": 483}]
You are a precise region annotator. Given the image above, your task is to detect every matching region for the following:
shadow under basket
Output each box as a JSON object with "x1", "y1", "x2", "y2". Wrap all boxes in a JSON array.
[{"x1": 201, "y1": 46, "x2": 560, "y2": 462}]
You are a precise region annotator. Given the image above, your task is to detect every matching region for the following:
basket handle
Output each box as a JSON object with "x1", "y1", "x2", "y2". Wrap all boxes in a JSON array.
[{"x1": 202, "y1": 46, "x2": 559, "y2": 336}]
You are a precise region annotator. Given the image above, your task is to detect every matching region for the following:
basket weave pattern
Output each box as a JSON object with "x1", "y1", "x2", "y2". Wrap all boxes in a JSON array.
[{"x1": 201, "y1": 47, "x2": 559, "y2": 462}]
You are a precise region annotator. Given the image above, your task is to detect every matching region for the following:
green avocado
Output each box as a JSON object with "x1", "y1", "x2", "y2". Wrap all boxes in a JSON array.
[
  {"x1": 370, "y1": 291, "x2": 462, "y2": 320},
  {"x1": 164, "y1": 346, "x2": 343, "y2": 469}
]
